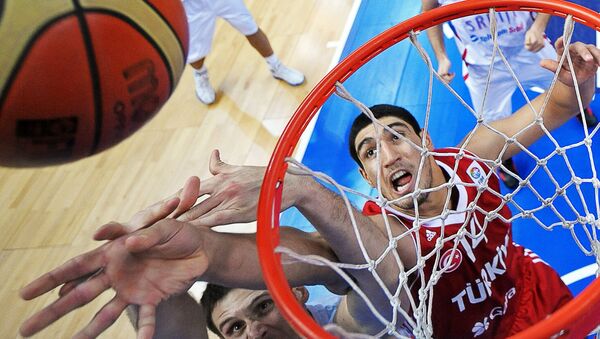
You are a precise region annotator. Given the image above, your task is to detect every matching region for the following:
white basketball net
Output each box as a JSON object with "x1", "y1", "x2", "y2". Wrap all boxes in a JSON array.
[{"x1": 275, "y1": 11, "x2": 600, "y2": 338}]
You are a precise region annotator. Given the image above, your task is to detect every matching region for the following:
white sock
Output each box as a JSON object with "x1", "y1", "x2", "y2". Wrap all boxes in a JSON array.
[{"x1": 265, "y1": 54, "x2": 280, "y2": 69}]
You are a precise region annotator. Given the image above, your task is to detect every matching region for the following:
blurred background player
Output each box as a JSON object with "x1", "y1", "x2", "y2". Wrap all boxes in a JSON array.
[
  {"x1": 183, "y1": 0, "x2": 305, "y2": 105},
  {"x1": 421, "y1": 0, "x2": 598, "y2": 188}
]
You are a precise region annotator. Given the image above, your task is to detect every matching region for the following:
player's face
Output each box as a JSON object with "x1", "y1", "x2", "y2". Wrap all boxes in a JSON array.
[
  {"x1": 212, "y1": 289, "x2": 303, "y2": 339},
  {"x1": 354, "y1": 116, "x2": 433, "y2": 211}
]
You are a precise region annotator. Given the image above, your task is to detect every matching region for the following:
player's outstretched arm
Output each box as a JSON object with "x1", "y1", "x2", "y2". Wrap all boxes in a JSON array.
[
  {"x1": 463, "y1": 38, "x2": 600, "y2": 161},
  {"x1": 525, "y1": 13, "x2": 551, "y2": 52},
  {"x1": 421, "y1": 0, "x2": 454, "y2": 82},
  {"x1": 19, "y1": 218, "x2": 342, "y2": 338}
]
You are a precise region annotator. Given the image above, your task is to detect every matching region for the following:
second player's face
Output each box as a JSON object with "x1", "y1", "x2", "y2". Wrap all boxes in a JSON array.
[
  {"x1": 354, "y1": 116, "x2": 433, "y2": 211},
  {"x1": 212, "y1": 289, "x2": 302, "y2": 339}
]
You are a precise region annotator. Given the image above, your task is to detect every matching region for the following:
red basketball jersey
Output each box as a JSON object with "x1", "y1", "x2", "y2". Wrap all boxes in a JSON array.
[{"x1": 362, "y1": 148, "x2": 572, "y2": 338}]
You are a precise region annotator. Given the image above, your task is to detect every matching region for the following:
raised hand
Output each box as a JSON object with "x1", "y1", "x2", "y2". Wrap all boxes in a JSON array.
[
  {"x1": 178, "y1": 149, "x2": 267, "y2": 227},
  {"x1": 541, "y1": 37, "x2": 600, "y2": 87},
  {"x1": 20, "y1": 220, "x2": 210, "y2": 339},
  {"x1": 436, "y1": 56, "x2": 455, "y2": 83},
  {"x1": 524, "y1": 26, "x2": 546, "y2": 52}
]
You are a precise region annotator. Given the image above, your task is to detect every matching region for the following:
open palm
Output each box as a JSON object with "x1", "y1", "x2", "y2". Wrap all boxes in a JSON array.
[{"x1": 20, "y1": 220, "x2": 209, "y2": 339}]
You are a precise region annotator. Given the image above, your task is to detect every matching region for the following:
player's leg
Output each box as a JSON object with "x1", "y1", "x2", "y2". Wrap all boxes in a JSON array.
[
  {"x1": 184, "y1": 0, "x2": 217, "y2": 105},
  {"x1": 219, "y1": 0, "x2": 305, "y2": 86}
]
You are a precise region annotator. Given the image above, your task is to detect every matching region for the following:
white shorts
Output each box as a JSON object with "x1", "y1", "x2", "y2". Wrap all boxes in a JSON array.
[
  {"x1": 464, "y1": 42, "x2": 557, "y2": 122},
  {"x1": 182, "y1": 0, "x2": 259, "y2": 63}
]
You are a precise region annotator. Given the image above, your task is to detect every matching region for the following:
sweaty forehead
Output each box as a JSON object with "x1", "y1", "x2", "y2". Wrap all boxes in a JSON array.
[
  {"x1": 212, "y1": 290, "x2": 268, "y2": 328},
  {"x1": 354, "y1": 116, "x2": 412, "y2": 149}
]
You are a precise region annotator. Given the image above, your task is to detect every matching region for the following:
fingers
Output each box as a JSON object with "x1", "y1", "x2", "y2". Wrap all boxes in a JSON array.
[
  {"x1": 94, "y1": 198, "x2": 181, "y2": 241},
  {"x1": 440, "y1": 72, "x2": 455, "y2": 83},
  {"x1": 208, "y1": 149, "x2": 228, "y2": 175},
  {"x1": 169, "y1": 176, "x2": 200, "y2": 218},
  {"x1": 130, "y1": 197, "x2": 181, "y2": 229},
  {"x1": 73, "y1": 297, "x2": 128, "y2": 339},
  {"x1": 21, "y1": 250, "x2": 103, "y2": 300},
  {"x1": 94, "y1": 222, "x2": 131, "y2": 241},
  {"x1": 136, "y1": 305, "x2": 157, "y2": 339},
  {"x1": 554, "y1": 36, "x2": 565, "y2": 55},
  {"x1": 20, "y1": 273, "x2": 110, "y2": 337},
  {"x1": 58, "y1": 268, "x2": 103, "y2": 297},
  {"x1": 178, "y1": 195, "x2": 222, "y2": 223},
  {"x1": 125, "y1": 220, "x2": 182, "y2": 253},
  {"x1": 189, "y1": 209, "x2": 237, "y2": 227},
  {"x1": 540, "y1": 59, "x2": 559, "y2": 74}
]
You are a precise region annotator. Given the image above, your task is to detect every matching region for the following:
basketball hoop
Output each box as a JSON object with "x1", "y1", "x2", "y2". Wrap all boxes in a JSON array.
[{"x1": 257, "y1": 1, "x2": 600, "y2": 338}]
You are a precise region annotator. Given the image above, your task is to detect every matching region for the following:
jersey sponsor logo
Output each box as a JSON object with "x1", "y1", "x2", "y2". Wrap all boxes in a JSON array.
[
  {"x1": 439, "y1": 248, "x2": 463, "y2": 273},
  {"x1": 472, "y1": 287, "x2": 516, "y2": 337},
  {"x1": 468, "y1": 23, "x2": 524, "y2": 43},
  {"x1": 426, "y1": 229, "x2": 436, "y2": 241},
  {"x1": 467, "y1": 161, "x2": 486, "y2": 186},
  {"x1": 451, "y1": 234, "x2": 510, "y2": 312}
]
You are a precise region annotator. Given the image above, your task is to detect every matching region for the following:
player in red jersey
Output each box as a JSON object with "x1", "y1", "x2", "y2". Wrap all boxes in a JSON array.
[
  {"x1": 19, "y1": 38, "x2": 599, "y2": 338},
  {"x1": 359, "y1": 142, "x2": 572, "y2": 337}
]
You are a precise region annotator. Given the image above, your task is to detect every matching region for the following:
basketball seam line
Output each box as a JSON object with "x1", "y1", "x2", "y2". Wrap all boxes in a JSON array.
[
  {"x1": 142, "y1": 0, "x2": 187, "y2": 69},
  {"x1": 0, "y1": 12, "x2": 76, "y2": 122}
]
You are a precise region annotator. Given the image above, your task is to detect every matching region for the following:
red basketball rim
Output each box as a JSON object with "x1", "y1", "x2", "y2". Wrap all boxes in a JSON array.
[{"x1": 257, "y1": 1, "x2": 600, "y2": 338}]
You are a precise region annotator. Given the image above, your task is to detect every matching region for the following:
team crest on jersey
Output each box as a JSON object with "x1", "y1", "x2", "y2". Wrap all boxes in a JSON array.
[
  {"x1": 439, "y1": 248, "x2": 463, "y2": 273},
  {"x1": 466, "y1": 161, "x2": 486, "y2": 186},
  {"x1": 426, "y1": 229, "x2": 436, "y2": 241}
]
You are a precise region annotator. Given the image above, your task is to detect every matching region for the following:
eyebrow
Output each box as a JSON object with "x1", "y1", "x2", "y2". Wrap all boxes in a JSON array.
[{"x1": 355, "y1": 121, "x2": 410, "y2": 156}]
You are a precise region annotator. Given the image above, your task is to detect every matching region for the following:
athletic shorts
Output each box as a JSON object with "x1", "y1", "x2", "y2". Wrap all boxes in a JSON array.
[
  {"x1": 464, "y1": 42, "x2": 557, "y2": 122},
  {"x1": 182, "y1": 0, "x2": 259, "y2": 63}
]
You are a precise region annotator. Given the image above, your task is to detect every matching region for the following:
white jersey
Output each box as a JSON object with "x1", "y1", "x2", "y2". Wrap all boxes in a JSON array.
[{"x1": 438, "y1": 0, "x2": 536, "y2": 65}]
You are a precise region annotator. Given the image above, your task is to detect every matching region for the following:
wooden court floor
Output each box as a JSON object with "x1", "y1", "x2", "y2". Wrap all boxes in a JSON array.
[{"x1": 0, "y1": 1, "x2": 353, "y2": 337}]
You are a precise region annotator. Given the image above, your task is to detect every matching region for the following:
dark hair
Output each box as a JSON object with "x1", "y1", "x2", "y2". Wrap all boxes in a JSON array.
[
  {"x1": 348, "y1": 104, "x2": 421, "y2": 169},
  {"x1": 201, "y1": 284, "x2": 234, "y2": 337}
]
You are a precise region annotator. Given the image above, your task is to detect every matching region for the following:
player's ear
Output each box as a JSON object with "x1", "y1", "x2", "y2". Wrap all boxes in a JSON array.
[
  {"x1": 291, "y1": 287, "x2": 309, "y2": 304},
  {"x1": 358, "y1": 167, "x2": 375, "y2": 187}
]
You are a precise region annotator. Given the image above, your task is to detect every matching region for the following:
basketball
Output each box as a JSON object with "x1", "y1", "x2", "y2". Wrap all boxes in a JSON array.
[{"x1": 0, "y1": 1, "x2": 189, "y2": 167}]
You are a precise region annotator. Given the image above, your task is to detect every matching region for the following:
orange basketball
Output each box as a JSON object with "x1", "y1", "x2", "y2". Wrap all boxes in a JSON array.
[{"x1": 0, "y1": 1, "x2": 189, "y2": 167}]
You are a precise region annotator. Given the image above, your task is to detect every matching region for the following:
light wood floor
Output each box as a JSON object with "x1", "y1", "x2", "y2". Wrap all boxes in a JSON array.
[{"x1": 1, "y1": 1, "x2": 354, "y2": 337}]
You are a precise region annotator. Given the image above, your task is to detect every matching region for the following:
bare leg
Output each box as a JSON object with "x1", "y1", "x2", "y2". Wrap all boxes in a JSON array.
[
  {"x1": 127, "y1": 293, "x2": 209, "y2": 339},
  {"x1": 246, "y1": 28, "x2": 274, "y2": 57}
]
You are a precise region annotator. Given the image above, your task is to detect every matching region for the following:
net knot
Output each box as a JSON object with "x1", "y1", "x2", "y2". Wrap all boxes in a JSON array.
[
  {"x1": 485, "y1": 212, "x2": 498, "y2": 221},
  {"x1": 593, "y1": 178, "x2": 600, "y2": 189},
  {"x1": 454, "y1": 151, "x2": 464, "y2": 160},
  {"x1": 378, "y1": 198, "x2": 388, "y2": 208},
  {"x1": 535, "y1": 116, "x2": 544, "y2": 125},
  {"x1": 584, "y1": 137, "x2": 593, "y2": 147}
]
